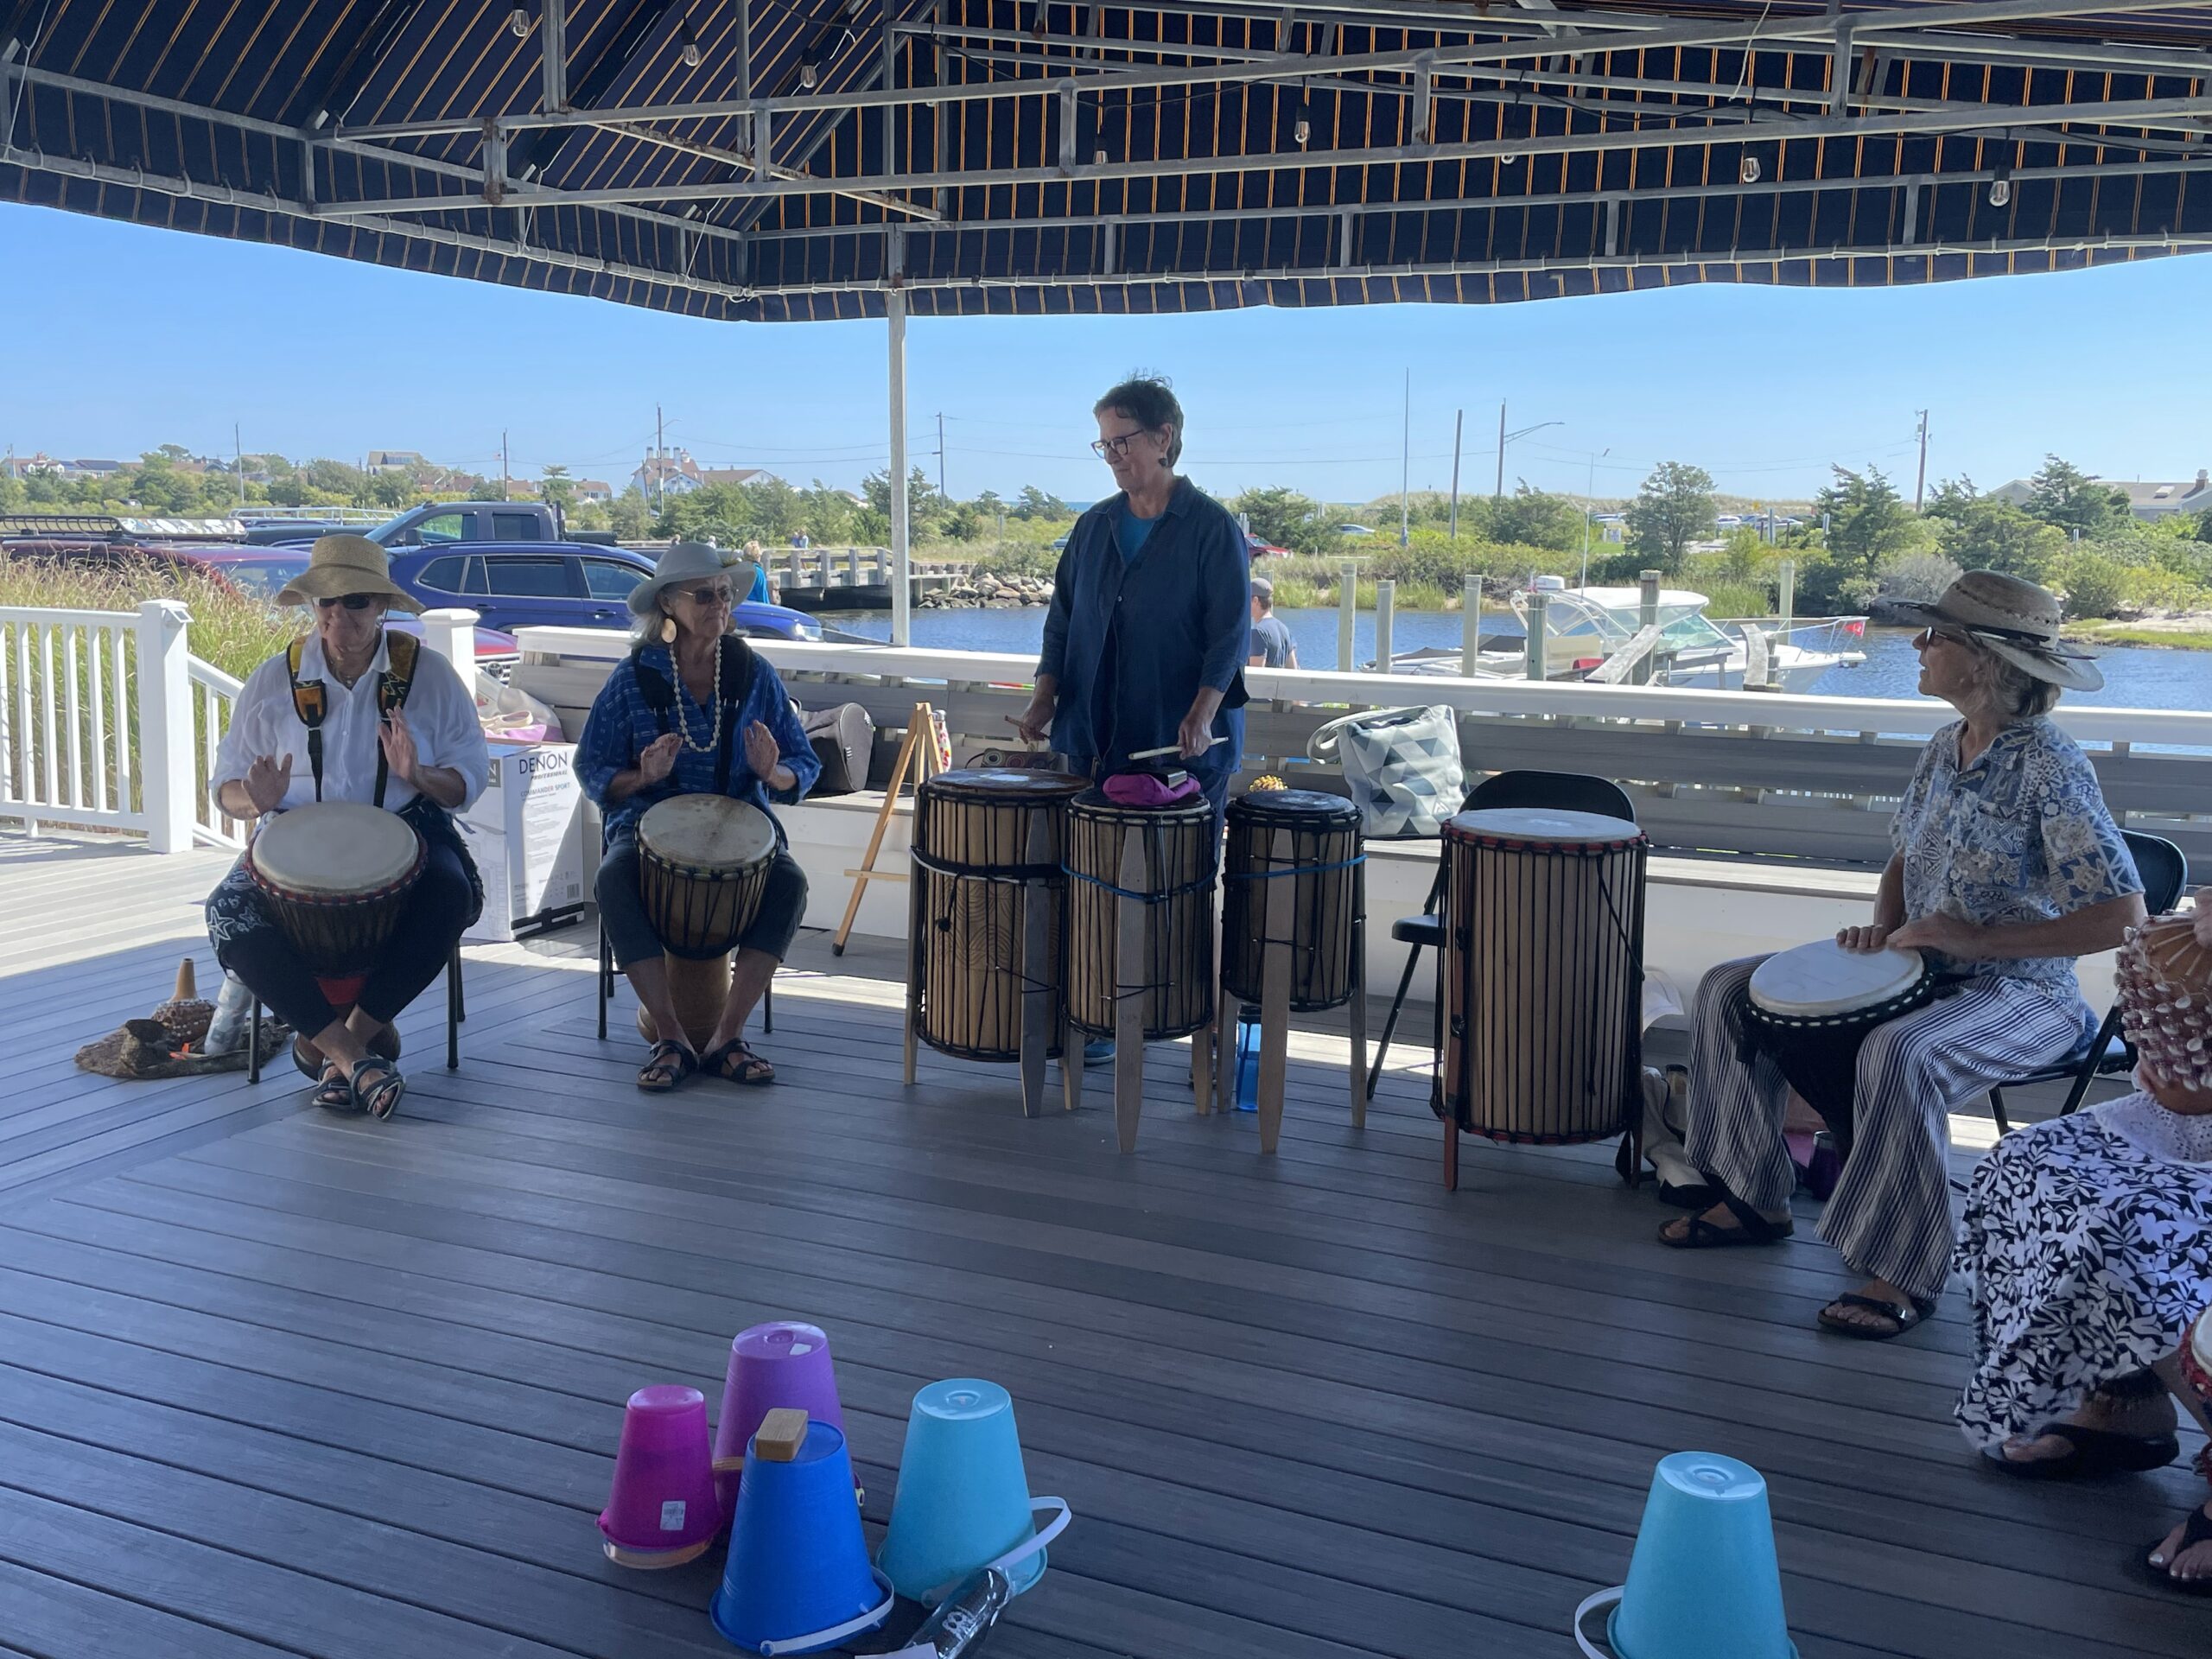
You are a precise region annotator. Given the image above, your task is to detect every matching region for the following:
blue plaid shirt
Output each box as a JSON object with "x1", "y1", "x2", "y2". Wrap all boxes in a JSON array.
[
  {"x1": 575, "y1": 644, "x2": 821, "y2": 843},
  {"x1": 1892, "y1": 716, "x2": 2140, "y2": 989}
]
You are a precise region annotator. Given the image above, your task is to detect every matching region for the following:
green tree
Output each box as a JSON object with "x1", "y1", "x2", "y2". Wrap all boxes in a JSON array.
[
  {"x1": 2024, "y1": 454, "x2": 2131, "y2": 538},
  {"x1": 1624, "y1": 461, "x2": 1718, "y2": 574},
  {"x1": 798, "y1": 482, "x2": 861, "y2": 543},
  {"x1": 1929, "y1": 493, "x2": 2066, "y2": 584},
  {"x1": 1486, "y1": 486, "x2": 1583, "y2": 553},
  {"x1": 1012, "y1": 485, "x2": 1068, "y2": 520},
  {"x1": 1817, "y1": 465, "x2": 1925, "y2": 585},
  {"x1": 539, "y1": 464, "x2": 577, "y2": 517},
  {"x1": 606, "y1": 486, "x2": 652, "y2": 540},
  {"x1": 2061, "y1": 552, "x2": 2126, "y2": 619},
  {"x1": 1229, "y1": 486, "x2": 1335, "y2": 556}
]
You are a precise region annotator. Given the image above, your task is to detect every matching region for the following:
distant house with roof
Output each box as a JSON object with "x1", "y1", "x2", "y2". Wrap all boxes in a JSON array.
[
  {"x1": 632, "y1": 447, "x2": 705, "y2": 498},
  {"x1": 1989, "y1": 469, "x2": 2212, "y2": 522},
  {"x1": 573, "y1": 479, "x2": 614, "y2": 503},
  {"x1": 365, "y1": 449, "x2": 429, "y2": 475},
  {"x1": 700, "y1": 466, "x2": 770, "y2": 489},
  {"x1": 72, "y1": 458, "x2": 127, "y2": 477}
]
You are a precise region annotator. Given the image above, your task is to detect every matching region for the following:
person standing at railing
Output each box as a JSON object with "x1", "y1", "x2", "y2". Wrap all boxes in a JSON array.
[
  {"x1": 1247, "y1": 575, "x2": 1298, "y2": 669},
  {"x1": 741, "y1": 540, "x2": 777, "y2": 605},
  {"x1": 1010, "y1": 373, "x2": 1249, "y2": 823},
  {"x1": 203, "y1": 535, "x2": 488, "y2": 1119},
  {"x1": 1657, "y1": 572, "x2": 2145, "y2": 1340}
]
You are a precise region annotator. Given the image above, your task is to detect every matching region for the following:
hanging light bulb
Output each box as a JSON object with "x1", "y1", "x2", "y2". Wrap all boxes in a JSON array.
[
  {"x1": 799, "y1": 60, "x2": 819, "y2": 89},
  {"x1": 1294, "y1": 115, "x2": 1310, "y2": 147},
  {"x1": 509, "y1": 6, "x2": 531, "y2": 39},
  {"x1": 1094, "y1": 147, "x2": 1108, "y2": 166},
  {"x1": 1740, "y1": 152, "x2": 1762, "y2": 184},
  {"x1": 1988, "y1": 165, "x2": 2012, "y2": 207},
  {"x1": 681, "y1": 35, "x2": 702, "y2": 67}
]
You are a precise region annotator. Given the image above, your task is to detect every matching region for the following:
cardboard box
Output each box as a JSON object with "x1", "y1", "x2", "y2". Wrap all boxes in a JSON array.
[{"x1": 461, "y1": 741, "x2": 587, "y2": 943}]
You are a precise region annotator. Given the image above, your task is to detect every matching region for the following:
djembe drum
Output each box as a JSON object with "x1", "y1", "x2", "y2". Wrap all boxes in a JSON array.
[
  {"x1": 2184, "y1": 1304, "x2": 2212, "y2": 1410},
  {"x1": 637, "y1": 796, "x2": 778, "y2": 1050},
  {"x1": 1064, "y1": 789, "x2": 1219, "y2": 1150},
  {"x1": 1220, "y1": 790, "x2": 1365, "y2": 1148},
  {"x1": 246, "y1": 801, "x2": 426, "y2": 1009},
  {"x1": 1742, "y1": 939, "x2": 1936, "y2": 1160},
  {"x1": 907, "y1": 768, "x2": 1090, "y2": 1115},
  {"x1": 1440, "y1": 808, "x2": 1647, "y2": 1184}
]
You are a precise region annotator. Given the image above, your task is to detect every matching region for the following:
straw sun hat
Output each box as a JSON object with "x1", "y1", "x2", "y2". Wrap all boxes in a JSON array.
[
  {"x1": 273, "y1": 534, "x2": 422, "y2": 614},
  {"x1": 625, "y1": 542, "x2": 764, "y2": 617},
  {"x1": 1880, "y1": 569, "x2": 2104, "y2": 692}
]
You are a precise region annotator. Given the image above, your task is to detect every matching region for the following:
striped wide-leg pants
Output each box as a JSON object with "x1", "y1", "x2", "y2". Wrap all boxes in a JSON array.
[{"x1": 1684, "y1": 956, "x2": 2091, "y2": 1301}]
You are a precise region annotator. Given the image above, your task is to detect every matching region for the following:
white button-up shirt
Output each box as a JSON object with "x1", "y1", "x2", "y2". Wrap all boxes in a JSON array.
[{"x1": 210, "y1": 632, "x2": 489, "y2": 816}]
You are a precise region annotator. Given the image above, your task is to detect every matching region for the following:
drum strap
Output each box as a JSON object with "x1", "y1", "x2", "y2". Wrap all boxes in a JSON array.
[
  {"x1": 287, "y1": 632, "x2": 420, "y2": 806},
  {"x1": 633, "y1": 637, "x2": 757, "y2": 794}
]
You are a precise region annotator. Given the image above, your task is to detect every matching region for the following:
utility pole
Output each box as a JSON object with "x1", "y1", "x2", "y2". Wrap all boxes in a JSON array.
[
  {"x1": 1913, "y1": 409, "x2": 1929, "y2": 512},
  {"x1": 1399, "y1": 369, "x2": 1411, "y2": 548},
  {"x1": 501, "y1": 429, "x2": 512, "y2": 502},
  {"x1": 233, "y1": 423, "x2": 245, "y2": 507},
  {"x1": 1495, "y1": 400, "x2": 1507, "y2": 499},
  {"x1": 1447, "y1": 409, "x2": 1465, "y2": 540},
  {"x1": 655, "y1": 404, "x2": 664, "y2": 512},
  {"x1": 936, "y1": 411, "x2": 946, "y2": 497}
]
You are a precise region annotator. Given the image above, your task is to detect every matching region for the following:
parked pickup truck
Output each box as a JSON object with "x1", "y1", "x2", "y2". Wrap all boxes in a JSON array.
[{"x1": 252, "y1": 501, "x2": 617, "y2": 549}]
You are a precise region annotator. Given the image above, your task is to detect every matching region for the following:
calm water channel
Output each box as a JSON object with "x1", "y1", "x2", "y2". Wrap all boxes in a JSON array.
[{"x1": 821, "y1": 609, "x2": 2212, "y2": 714}]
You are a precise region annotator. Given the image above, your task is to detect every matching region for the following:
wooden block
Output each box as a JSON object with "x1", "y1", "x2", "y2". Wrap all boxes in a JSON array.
[{"x1": 753, "y1": 1408, "x2": 810, "y2": 1462}]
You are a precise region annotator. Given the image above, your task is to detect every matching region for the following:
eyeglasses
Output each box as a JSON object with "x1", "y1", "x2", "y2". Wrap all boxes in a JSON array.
[
  {"x1": 315, "y1": 594, "x2": 380, "y2": 611},
  {"x1": 681, "y1": 585, "x2": 734, "y2": 606},
  {"x1": 1917, "y1": 626, "x2": 1973, "y2": 649},
  {"x1": 1090, "y1": 429, "x2": 1152, "y2": 460}
]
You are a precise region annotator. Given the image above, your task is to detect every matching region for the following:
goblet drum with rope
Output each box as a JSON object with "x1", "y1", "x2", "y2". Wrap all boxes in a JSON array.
[
  {"x1": 1439, "y1": 808, "x2": 1648, "y2": 1182},
  {"x1": 1742, "y1": 939, "x2": 1936, "y2": 1161},
  {"x1": 907, "y1": 768, "x2": 1090, "y2": 1115},
  {"x1": 246, "y1": 801, "x2": 426, "y2": 1009},
  {"x1": 1219, "y1": 790, "x2": 1367, "y2": 1149},
  {"x1": 1064, "y1": 789, "x2": 1219, "y2": 1151},
  {"x1": 636, "y1": 796, "x2": 777, "y2": 1051}
]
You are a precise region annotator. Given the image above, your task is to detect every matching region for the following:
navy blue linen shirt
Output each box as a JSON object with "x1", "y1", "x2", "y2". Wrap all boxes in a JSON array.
[
  {"x1": 1038, "y1": 477, "x2": 1249, "y2": 784},
  {"x1": 575, "y1": 643, "x2": 821, "y2": 843}
]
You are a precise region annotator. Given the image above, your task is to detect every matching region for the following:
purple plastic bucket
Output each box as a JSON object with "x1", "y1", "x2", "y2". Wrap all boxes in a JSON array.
[
  {"x1": 598, "y1": 1384, "x2": 722, "y2": 1567},
  {"x1": 713, "y1": 1322, "x2": 850, "y2": 1514}
]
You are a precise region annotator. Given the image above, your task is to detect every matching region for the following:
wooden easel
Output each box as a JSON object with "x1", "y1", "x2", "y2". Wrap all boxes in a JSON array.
[{"x1": 835, "y1": 701, "x2": 943, "y2": 957}]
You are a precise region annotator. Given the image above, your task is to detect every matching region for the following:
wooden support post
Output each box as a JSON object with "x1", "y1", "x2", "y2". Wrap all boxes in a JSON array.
[
  {"x1": 1061, "y1": 1007, "x2": 1083, "y2": 1112},
  {"x1": 1113, "y1": 830, "x2": 1147, "y2": 1153},
  {"x1": 1256, "y1": 824, "x2": 1294, "y2": 1154}
]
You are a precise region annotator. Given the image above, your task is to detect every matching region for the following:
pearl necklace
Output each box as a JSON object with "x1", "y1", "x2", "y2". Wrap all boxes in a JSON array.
[{"x1": 672, "y1": 654, "x2": 723, "y2": 754}]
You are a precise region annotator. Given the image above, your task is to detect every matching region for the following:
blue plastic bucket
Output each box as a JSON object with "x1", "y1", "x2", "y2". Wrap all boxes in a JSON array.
[
  {"x1": 876, "y1": 1379, "x2": 1071, "y2": 1605},
  {"x1": 709, "y1": 1421, "x2": 892, "y2": 1656}
]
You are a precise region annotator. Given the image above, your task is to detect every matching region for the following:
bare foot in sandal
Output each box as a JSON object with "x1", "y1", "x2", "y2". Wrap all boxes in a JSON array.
[
  {"x1": 704, "y1": 1038, "x2": 775, "y2": 1085},
  {"x1": 1817, "y1": 1277, "x2": 1932, "y2": 1339},
  {"x1": 638, "y1": 1039, "x2": 697, "y2": 1093},
  {"x1": 1657, "y1": 1196, "x2": 1793, "y2": 1249}
]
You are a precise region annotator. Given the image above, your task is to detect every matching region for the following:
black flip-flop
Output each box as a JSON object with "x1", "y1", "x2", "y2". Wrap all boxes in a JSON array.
[
  {"x1": 1817, "y1": 1291, "x2": 1935, "y2": 1340},
  {"x1": 2139, "y1": 1503, "x2": 2212, "y2": 1595},
  {"x1": 1986, "y1": 1422, "x2": 2180, "y2": 1481},
  {"x1": 703, "y1": 1039, "x2": 776, "y2": 1086},
  {"x1": 1657, "y1": 1194, "x2": 1793, "y2": 1249},
  {"x1": 637, "y1": 1039, "x2": 697, "y2": 1093}
]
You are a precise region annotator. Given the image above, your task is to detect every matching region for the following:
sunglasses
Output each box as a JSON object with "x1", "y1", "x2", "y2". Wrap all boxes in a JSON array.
[
  {"x1": 1090, "y1": 429, "x2": 1152, "y2": 460},
  {"x1": 681, "y1": 585, "x2": 734, "y2": 606},
  {"x1": 315, "y1": 594, "x2": 381, "y2": 611}
]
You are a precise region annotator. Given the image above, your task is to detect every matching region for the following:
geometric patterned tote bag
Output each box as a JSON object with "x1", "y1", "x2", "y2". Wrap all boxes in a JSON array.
[{"x1": 1306, "y1": 704, "x2": 1465, "y2": 838}]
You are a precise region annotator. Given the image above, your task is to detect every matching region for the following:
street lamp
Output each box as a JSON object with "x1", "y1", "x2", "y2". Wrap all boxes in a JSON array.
[
  {"x1": 1495, "y1": 415, "x2": 1563, "y2": 497},
  {"x1": 1580, "y1": 447, "x2": 1611, "y2": 587}
]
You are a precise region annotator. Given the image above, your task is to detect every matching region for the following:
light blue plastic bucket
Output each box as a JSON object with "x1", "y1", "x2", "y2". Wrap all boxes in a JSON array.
[
  {"x1": 1574, "y1": 1452, "x2": 1796, "y2": 1659},
  {"x1": 875, "y1": 1379, "x2": 1071, "y2": 1605},
  {"x1": 709, "y1": 1421, "x2": 892, "y2": 1656}
]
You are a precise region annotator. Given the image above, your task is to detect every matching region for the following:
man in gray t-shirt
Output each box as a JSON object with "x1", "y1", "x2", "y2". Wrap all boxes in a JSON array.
[{"x1": 1247, "y1": 575, "x2": 1298, "y2": 668}]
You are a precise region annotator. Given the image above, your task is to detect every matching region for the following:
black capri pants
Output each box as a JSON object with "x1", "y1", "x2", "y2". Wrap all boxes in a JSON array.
[{"x1": 596, "y1": 832, "x2": 810, "y2": 972}]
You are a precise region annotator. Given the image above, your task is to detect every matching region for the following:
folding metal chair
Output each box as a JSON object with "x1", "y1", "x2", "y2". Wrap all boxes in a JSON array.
[{"x1": 247, "y1": 942, "x2": 463, "y2": 1084}]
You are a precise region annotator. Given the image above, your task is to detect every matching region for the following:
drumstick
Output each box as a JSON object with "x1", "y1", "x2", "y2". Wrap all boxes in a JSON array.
[{"x1": 1128, "y1": 735, "x2": 1229, "y2": 761}]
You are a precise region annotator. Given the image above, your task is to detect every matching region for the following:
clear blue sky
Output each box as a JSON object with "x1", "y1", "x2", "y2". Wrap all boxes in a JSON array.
[{"x1": 5, "y1": 200, "x2": 2202, "y2": 509}]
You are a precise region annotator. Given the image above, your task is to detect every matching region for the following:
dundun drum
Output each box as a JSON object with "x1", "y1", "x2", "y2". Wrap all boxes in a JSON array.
[
  {"x1": 247, "y1": 803, "x2": 425, "y2": 994},
  {"x1": 1744, "y1": 939, "x2": 1934, "y2": 1157},
  {"x1": 912, "y1": 768, "x2": 1089, "y2": 1062},
  {"x1": 1064, "y1": 790, "x2": 1217, "y2": 1040},
  {"x1": 1221, "y1": 791, "x2": 1363, "y2": 1012},
  {"x1": 637, "y1": 796, "x2": 777, "y2": 1049},
  {"x1": 1440, "y1": 808, "x2": 1647, "y2": 1144}
]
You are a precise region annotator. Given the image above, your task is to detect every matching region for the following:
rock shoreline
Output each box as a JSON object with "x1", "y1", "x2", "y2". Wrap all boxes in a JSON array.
[{"x1": 915, "y1": 574, "x2": 1052, "y2": 609}]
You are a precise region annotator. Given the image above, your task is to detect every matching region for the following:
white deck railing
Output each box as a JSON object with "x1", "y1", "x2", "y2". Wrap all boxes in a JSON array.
[{"x1": 0, "y1": 599, "x2": 240, "y2": 852}]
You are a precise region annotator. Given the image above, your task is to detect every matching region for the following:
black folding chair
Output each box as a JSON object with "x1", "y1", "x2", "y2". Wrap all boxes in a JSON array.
[
  {"x1": 596, "y1": 916, "x2": 772, "y2": 1039},
  {"x1": 1364, "y1": 769, "x2": 1637, "y2": 1101},
  {"x1": 247, "y1": 941, "x2": 463, "y2": 1084},
  {"x1": 1985, "y1": 830, "x2": 2188, "y2": 1135}
]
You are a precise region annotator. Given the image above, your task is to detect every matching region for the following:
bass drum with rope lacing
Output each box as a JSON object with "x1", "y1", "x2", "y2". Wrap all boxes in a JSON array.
[{"x1": 1063, "y1": 789, "x2": 1218, "y2": 1041}]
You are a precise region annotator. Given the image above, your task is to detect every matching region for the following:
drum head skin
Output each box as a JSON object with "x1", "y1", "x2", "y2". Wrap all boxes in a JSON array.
[
  {"x1": 1751, "y1": 939, "x2": 1928, "y2": 1017},
  {"x1": 251, "y1": 803, "x2": 421, "y2": 893},
  {"x1": 1446, "y1": 807, "x2": 1640, "y2": 846},
  {"x1": 1230, "y1": 788, "x2": 1361, "y2": 828},
  {"x1": 639, "y1": 796, "x2": 776, "y2": 868},
  {"x1": 926, "y1": 768, "x2": 1088, "y2": 798}
]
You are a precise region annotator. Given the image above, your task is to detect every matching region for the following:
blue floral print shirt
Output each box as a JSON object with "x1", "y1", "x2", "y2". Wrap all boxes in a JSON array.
[{"x1": 1891, "y1": 716, "x2": 2141, "y2": 989}]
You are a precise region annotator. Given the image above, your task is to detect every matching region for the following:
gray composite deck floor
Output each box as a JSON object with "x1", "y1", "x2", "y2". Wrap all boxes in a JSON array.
[{"x1": 0, "y1": 830, "x2": 2205, "y2": 1659}]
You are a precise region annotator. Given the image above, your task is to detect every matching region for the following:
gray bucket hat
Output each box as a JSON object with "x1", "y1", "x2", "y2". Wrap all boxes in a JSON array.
[
  {"x1": 1880, "y1": 569, "x2": 2105, "y2": 692},
  {"x1": 626, "y1": 541, "x2": 762, "y2": 617}
]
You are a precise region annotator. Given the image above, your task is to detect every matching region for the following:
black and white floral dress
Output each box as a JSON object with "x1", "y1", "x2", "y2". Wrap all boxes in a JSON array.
[{"x1": 1955, "y1": 1091, "x2": 2212, "y2": 1449}]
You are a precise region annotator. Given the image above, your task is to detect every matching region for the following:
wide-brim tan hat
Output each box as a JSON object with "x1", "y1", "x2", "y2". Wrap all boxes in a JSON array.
[
  {"x1": 626, "y1": 541, "x2": 762, "y2": 616},
  {"x1": 273, "y1": 534, "x2": 422, "y2": 614},
  {"x1": 1882, "y1": 569, "x2": 2104, "y2": 691}
]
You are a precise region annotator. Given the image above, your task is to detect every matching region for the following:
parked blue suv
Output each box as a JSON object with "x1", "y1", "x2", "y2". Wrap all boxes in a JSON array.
[{"x1": 384, "y1": 543, "x2": 821, "y2": 640}]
